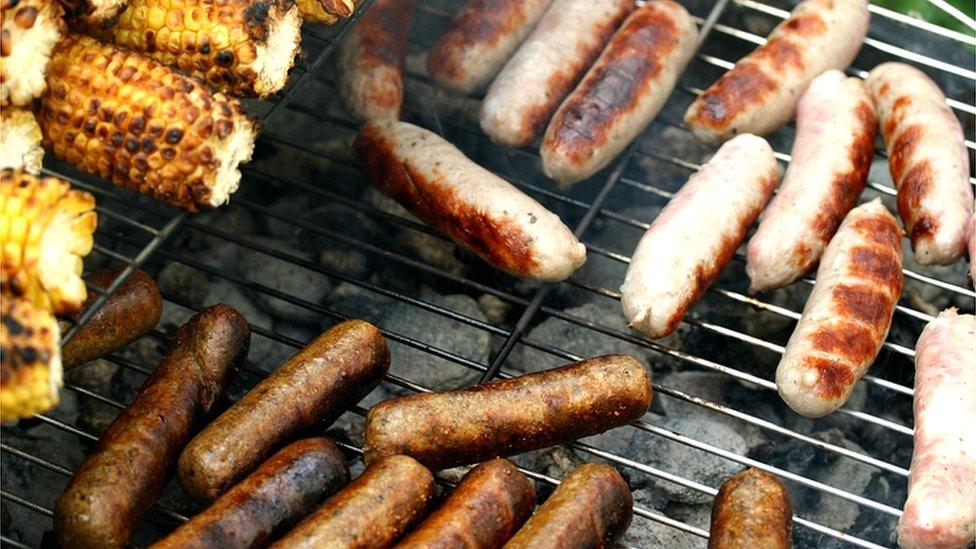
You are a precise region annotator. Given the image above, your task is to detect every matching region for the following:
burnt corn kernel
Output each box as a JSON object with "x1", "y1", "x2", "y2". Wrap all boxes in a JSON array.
[
  {"x1": 0, "y1": 296, "x2": 62, "y2": 421},
  {"x1": 0, "y1": 0, "x2": 63, "y2": 106},
  {"x1": 297, "y1": 0, "x2": 352, "y2": 24}
]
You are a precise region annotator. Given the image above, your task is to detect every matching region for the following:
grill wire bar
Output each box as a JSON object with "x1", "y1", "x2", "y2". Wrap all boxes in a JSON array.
[{"x1": 1, "y1": 0, "x2": 973, "y2": 547}]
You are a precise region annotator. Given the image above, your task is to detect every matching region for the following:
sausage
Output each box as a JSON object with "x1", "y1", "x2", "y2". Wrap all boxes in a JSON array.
[
  {"x1": 270, "y1": 455, "x2": 435, "y2": 549},
  {"x1": 152, "y1": 438, "x2": 350, "y2": 549},
  {"x1": 504, "y1": 463, "x2": 632, "y2": 549},
  {"x1": 683, "y1": 0, "x2": 869, "y2": 143},
  {"x1": 179, "y1": 319, "x2": 389, "y2": 501},
  {"x1": 708, "y1": 468, "x2": 792, "y2": 549},
  {"x1": 354, "y1": 119, "x2": 586, "y2": 282},
  {"x1": 970, "y1": 209, "x2": 975, "y2": 282},
  {"x1": 426, "y1": 0, "x2": 553, "y2": 95},
  {"x1": 335, "y1": 0, "x2": 417, "y2": 121},
  {"x1": 866, "y1": 62, "x2": 974, "y2": 266},
  {"x1": 746, "y1": 70, "x2": 876, "y2": 292},
  {"x1": 363, "y1": 354, "x2": 651, "y2": 470},
  {"x1": 54, "y1": 304, "x2": 250, "y2": 549},
  {"x1": 61, "y1": 267, "x2": 163, "y2": 370},
  {"x1": 620, "y1": 134, "x2": 779, "y2": 339},
  {"x1": 540, "y1": 2, "x2": 698, "y2": 186},
  {"x1": 775, "y1": 198, "x2": 903, "y2": 418},
  {"x1": 397, "y1": 458, "x2": 536, "y2": 548},
  {"x1": 897, "y1": 309, "x2": 976, "y2": 549},
  {"x1": 479, "y1": 0, "x2": 633, "y2": 148}
]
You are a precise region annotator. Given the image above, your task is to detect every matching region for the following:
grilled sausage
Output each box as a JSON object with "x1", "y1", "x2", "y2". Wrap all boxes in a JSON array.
[
  {"x1": 479, "y1": 0, "x2": 633, "y2": 148},
  {"x1": 708, "y1": 468, "x2": 792, "y2": 549},
  {"x1": 505, "y1": 463, "x2": 632, "y2": 549},
  {"x1": 152, "y1": 438, "x2": 349, "y2": 549},
  {"x1": 426, "y1": 0, "x2": 553, "y2": 95},
  {"x1": 898, "y1": 309, "x2": 976, "y2": 549},
  {"x1": 363, "y1": 354, "x2": 651, "y2": 470},
  {"x1": 179, "y1": 319, "x2": 389, "y2": 501},
  {"x1": 620, "y1": 134, "x2": 779, "y2": 339},
  {"x1": 354, "y1": 119, "x2": 586, "y2": 282},
  {"x1": 271, "y1": 455, "x2": 435, "y2": 549},
  {"x1": 397, "y1": 458, "x2": 536, "y2": 548},
  {"x1": 970, "y1": 209, "x2": 975, "y2": 282},
  {"x1": 746, "y1": 70, "x2": 876, "y2": 292},
  {"x1": 776, "y1": 198, "x2": 903, "y2": 418},
  {"x1": 540, "y1": 2, "x2": 697, "y2": 186},
  {"x1": 684, "y1": 0, "x2": 869, "y2": 143},
  {"x1": 61, "y1": 267, "x2": 163, "y2": 370},
  {"x1": 867, "y1": 62, "x2": 974, "y2": 266},
  {"x1": 54, "y1": 304, "x2": 250, "y2": 549},
  {"x1": 336, "y1": 0, "x2": 417, "y2": 121}
]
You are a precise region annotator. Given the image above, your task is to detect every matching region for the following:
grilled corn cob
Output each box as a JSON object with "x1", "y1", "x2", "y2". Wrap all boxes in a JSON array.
[
  {"x1": 1, "y1": 296, "x2": 62, "y2": 422},
  {"x1": 94, "y1": 0, "x2": 301, "y2": 97},
  {"x1": 59, "y1": 0, "x2": 127, "y2": 25},
  {"x1": 1, "y1": 169, "x2": 97, "y2": 315},
  {"x1": 40, "y1": 34, "x2": 257, "y2": 210},
  {"x1": 298, "y1": 0, "x2": 352, "y2": 24},
  {"x1": 0, "y1": 0, "x2": 64, "y2": 106},
  {"x1": 1, "y1": 107, "x2": 44, "y2": 173}
]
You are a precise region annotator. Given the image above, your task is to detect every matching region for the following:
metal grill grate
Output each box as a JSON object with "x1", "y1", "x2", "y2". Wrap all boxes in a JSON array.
[{"x1": 2, "y1": 0, "x2": 974, "y2": 547}]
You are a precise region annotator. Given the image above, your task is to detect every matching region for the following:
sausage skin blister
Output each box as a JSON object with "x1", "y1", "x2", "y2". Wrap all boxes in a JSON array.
[
  {"x1": 479, "y1": 0, "x2": 633, "y2": 147},
  {"x1": 54, "y1": 304, "x2": 250, "y2": 548},
  {"x1": 746, "y1": 70, "x2": 876, "y2": 292},
  {"x1": 271, "y1": 455, "x2": 435, "y2": 549},
  {"x1": 426, "y1": 0, "x2": 553, "y2": 95},
  {"x1": 898, "y1": 309, "x2": 975, "y2": 549},
  {"x1": 776, "y1": 198, "x2": 903, "y2": 418},
  {"x1": 505, "y1": 463, "x2": 632, "y2": 548},
  {"x1": 61, "y1": 267, "x2": 163, "y2": 370},
  {"x1": 354, "y1": 119, "x2": 586, "y2": 282},
  {"x1": 152, "y1": 438, "x2": 349, "y2": 549},
  {"x1": 179, "y1": 319, "x2": 389, "y2": 500},
  {"x1": 397, "y1": 458, "x2": 535, "y2": 548},
  {"x1": 620, "y1": 134, "x2": 779, "y2": 339},
  {"x1": 709, "y1": 468, "x2": 792, "y2": 549},
  {"x1": 364, "y1": 354, "x2": 651, "y2": 470},
  {"x1": 867, "y1": 62, "x2": 974, "y2": 266},
  {"x1": 541, "y1": 1, "x2": 697, "y2": 185},
  {"x1": 336, "y1": 0, "x2": 416, "y2": 121},
  {"x1": 684, "y1": 0, "x2": 869, "y2": 143}
]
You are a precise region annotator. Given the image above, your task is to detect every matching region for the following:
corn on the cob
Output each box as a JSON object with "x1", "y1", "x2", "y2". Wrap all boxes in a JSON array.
[
  {"x1": 92, "y1": 0, "x2": 301, "y2": 97},
  {"x1": 0, "y1": 295, "x2": 62, "y2": 422},
  {"x1": 298, "y1": 0, "x2": 352, "y2": 25},
  {"x1": 0, "y1": 0, "x2": 64, "y2": 106},
  {"x1": 59, "y1": 0, "x2": 127, "y2": 25},
  {"x1": 1, "y1": 107, "x2": 44, "y2": 173},
  {"x1": 39, "y1": 34, "x2": 257, "y2": 210}
]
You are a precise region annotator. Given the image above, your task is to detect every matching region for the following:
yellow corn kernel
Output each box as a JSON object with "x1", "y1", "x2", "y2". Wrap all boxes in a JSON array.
[{"x1": 0, "y1": 296, "x2": 62, "y2": 422}]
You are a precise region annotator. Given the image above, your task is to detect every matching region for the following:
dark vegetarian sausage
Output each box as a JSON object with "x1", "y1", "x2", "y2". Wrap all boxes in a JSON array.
[{"x1": 709, "y1": 468, "x2": 792, "y2": 549}]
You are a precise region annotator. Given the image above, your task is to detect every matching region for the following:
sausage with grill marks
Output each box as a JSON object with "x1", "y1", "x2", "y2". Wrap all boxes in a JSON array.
[
  {"x1": 775, "y1": 198, "x2": 903, "y2": 418},
  {"x1": 867, "y1": 62, "x2": 974, "y2": 266},
  {"x1": 708, "y1": 468, "x2": 792, "y2": 549},
  {"x1": 151, "y1": 438, "x2": 349, "y2": 549},
  {"x1": 683, "y1": 0, "x2": 869, "y2": 143},
  {"x1": 746, "y1": 70, "x2": 876, "y2": 292},
  {"x1": 363, "y1": 354, "x2": 651, "y2": 471},
  {"x1": 540, "y1": 1, "x2": 697, "y2": 185},
  {"x1": 54, "y1": 304, "x2": 250, "y2": 549}
]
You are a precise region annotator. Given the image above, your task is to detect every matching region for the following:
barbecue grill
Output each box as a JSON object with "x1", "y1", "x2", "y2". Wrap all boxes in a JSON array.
[{"x1": 2, "y1": 0, "x2": 974, "y2": 546}]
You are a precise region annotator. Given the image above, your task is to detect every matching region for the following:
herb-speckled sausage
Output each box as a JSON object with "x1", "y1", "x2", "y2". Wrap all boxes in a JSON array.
[{"x1": 709, "y1": 468, "x2": 792, "y2": 549}]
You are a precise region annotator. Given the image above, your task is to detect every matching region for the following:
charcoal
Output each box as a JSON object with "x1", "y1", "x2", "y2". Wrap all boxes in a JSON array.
[
  {"x1": 477, "y1": 294, "x2": 511, "y2": 325},
  {"x1": 236, "y1": 236, "x2": 332, "y2": 324},
  {"x1": 657, "y1": 371, "x2": 766, "y2": 450},
  {"x1": 621, "y1": 515, "x2": 705, "y2": 549}
]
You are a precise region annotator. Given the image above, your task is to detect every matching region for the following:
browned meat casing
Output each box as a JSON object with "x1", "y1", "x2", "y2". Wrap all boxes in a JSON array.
[
  {"x1": 271, "y1": 455, "x2": 435, "y2": 549},
  {"x1": 54, "y1": 304, "x2": 250, "y2": 549},
  {"x1": 709, "y1": 468, "x2": 792, "y2": 549},
  {"x1": 364, "y1": 354, "x2": 651, "y2": 470},
  {"x1": 397, "y1": 458, "x2": 536, "y2": 548},
  {"x1": 151, "y1": 438, "x2": 350, "y2": 549},
  {"x1": 61, "y1": 267, "x2": 162, "y2": 370},
  {"x1": 505, "y1": 463, "x2": 632, "y2": 548},
  {"x1": 179, "y1": 319, "x2": 389, "y2": 500}
]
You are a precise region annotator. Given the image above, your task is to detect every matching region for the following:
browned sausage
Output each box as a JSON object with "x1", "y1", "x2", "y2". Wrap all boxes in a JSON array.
[
  {"x1": 54, "y1": 304, "x2": 250, "y2": 549},
  {"x1": 504, "y1": 463, "x2": 632, "y2": 548},
  {"x1": 61, "y1": 267, "x2": 163, "y2": 370},
  {"x1": 708, "y1": 468, "x2": 792, "y2": 549},
  {"x1": 363, "y1": 354, "x2": 651, "y2": 470},
  {"x1": 179, "y1": 319, "x2": 389, "y2": 500},
  {"x1": 397, "y1": 458, "x2": 536, "y2": 548},
  {"x1": 151, "y1": 438, "x2": 349, "y2": 549},
  {"x1": 270, "y1": 455, "x2": 436, "y2": 549}
]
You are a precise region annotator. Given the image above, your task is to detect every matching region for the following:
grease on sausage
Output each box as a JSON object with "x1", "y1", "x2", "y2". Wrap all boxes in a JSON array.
[{"x1": 708, "y1": 468, "x2": 792, "y2": 549}]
